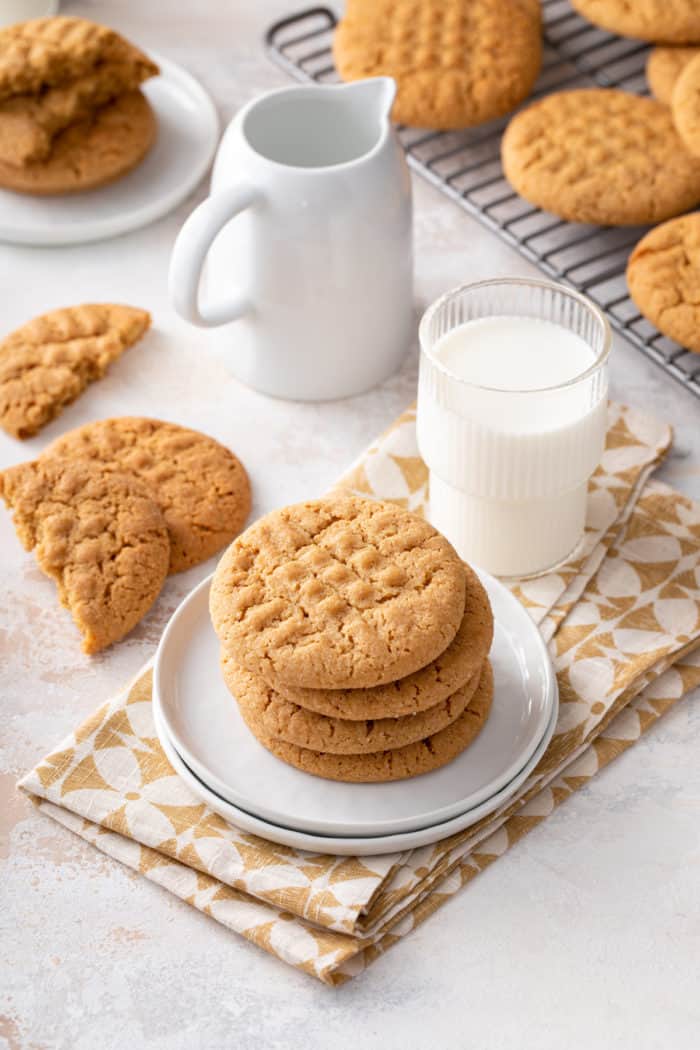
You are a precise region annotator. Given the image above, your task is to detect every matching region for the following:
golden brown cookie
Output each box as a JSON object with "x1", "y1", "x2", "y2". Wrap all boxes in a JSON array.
[
  {"x1": 0, "y1": 304, "x2": 150, "y2": 439},
  {"x1": 626, "y1": 212, "x2": 700, "y2": 353},
  {"x1": 0, "y1": 458, "x2": 169, "y2": 653},
  {"x1": 333, "y1": 0, "x2": 542, "y2": 130},
  {"x1": 570, "y1": 0, "x2": 700, "y2": 44},
  {"x1": 0, "y1": 16, "x2": 157, "y2": 101},
  {"x1": 0, "y1": 57, "x2": 159, "y2": 168},
  {"x1": 502, "y1": 89, "x2": 700, "y2": 226},
  {"x1": 222, "y1": 652, "x2": 482, "y2": 754},
  {"x1": 242, "y1": 660, "x2": 494, "y2": 782},
  {"x1": 647, "y1": 46, "x2": 700, "y2": 104},
  {"x1": 210, "y1": 496, "x2": 467, "y2": 691},
  {"x1": 43, "y1": 417, "x2": 251, "y2": 574},
  {"x1": 248, "y1": 562, "x2": 493, "y2": 720},
  {"x1": 672, "y1": 53, "x2": 700, "y2": 156},
  {"x1": 0, "y1": 90, "x2": 156, "y2": 196}
]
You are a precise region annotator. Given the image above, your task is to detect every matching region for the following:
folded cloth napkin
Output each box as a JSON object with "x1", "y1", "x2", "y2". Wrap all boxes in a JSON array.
[{"x1": 19, "y1": 402, "x2": 700, "y2": 985}]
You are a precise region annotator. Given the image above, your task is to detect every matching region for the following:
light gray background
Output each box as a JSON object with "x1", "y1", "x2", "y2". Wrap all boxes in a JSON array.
[{"x1": 1, "y1": 3, "x2": 699, "y2": 1048}]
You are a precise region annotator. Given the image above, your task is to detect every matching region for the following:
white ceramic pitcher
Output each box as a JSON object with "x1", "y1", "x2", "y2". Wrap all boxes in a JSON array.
[{"x1": 169, "y1": 77, "x2": 413, "y2": 401}]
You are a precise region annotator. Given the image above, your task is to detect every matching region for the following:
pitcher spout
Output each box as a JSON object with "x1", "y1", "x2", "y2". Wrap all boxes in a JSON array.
[
  {"x1": 341, "y1": 76, "x2": 396, "y2": 125},
  {"x1": 234, "y1": 77, "x2": 399, "y2": 169}
]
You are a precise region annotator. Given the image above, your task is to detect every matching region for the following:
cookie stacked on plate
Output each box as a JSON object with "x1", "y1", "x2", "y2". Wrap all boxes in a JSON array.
[
  {"x1": 210, "y1": 496, "x2": 494, "y2": 783},
  {"x1": 0, "y1": 16, "x2": 159, "y2": 195}
]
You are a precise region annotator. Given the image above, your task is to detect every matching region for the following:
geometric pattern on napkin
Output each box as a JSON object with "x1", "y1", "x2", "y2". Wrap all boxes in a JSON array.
[
  {"x1": 25, "y1": 638, "x2": 700, "y2": 985},
  {"x1": 20, "y1": 403, "x2": 700, "y2": 985}
]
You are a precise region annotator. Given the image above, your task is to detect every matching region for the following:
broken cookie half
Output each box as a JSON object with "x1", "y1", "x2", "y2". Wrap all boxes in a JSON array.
[
  {"x1": 0, "y1": 457, "x2": 169, "y2": 653},
  {"x1": 0, "y1": 302, "x2": 151, "y2": 439}
]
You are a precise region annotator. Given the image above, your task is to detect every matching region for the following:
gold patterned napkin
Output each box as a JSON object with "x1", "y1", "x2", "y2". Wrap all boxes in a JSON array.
[{"x1": 19, "y1": 401, "x2": 700, "y2": 985}]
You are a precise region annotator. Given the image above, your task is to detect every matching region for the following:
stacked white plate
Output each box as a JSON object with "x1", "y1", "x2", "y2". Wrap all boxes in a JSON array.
[{"x1": 153, "y1": 570, "x2": 558, "y2": 856}]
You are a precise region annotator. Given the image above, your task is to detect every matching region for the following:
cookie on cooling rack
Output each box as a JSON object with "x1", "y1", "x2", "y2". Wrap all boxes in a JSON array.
[
  {"x1": 502, "y1": 88, "x2": 700, "y2": 226},
  {"x1": 627, "y1": 212, "x2": 700, "y2": 354},
  {"x1": 570, "y1": 0, "x2": 700, "y2": 44},
  {"x1": 333, "y1": 0, "x2": 542, "y2": 129},
  {"x1": 671, "y1": 53, "x2": 700, "y2": 156},
  {"x1": 647, "y1": 46, "x2": 700, "y2": 103}
]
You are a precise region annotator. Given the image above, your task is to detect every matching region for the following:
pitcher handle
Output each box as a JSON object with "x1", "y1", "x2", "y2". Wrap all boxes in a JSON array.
[{"x1": 169, "y1": 183, "x2": 259, "y2": 328}]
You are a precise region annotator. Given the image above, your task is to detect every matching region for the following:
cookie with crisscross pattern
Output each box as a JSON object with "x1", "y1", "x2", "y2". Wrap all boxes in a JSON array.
[
  {"x1": 333, "y1": 0, "x2": 542, "y2": 129},
  {"x1": 210, "y1": 496, "x2": 467, "y2": 690}
]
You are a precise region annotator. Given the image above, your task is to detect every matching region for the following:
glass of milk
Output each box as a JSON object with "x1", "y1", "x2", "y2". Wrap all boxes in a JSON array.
[{"x1": 417, "y1": 278, "x2": 611, "y2": 577}]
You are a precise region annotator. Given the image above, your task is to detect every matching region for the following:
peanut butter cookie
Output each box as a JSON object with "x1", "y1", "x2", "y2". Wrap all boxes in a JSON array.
[
  {"x1": 0, "y1": 16, "x2": 157, "y2": 100},
  {"x1": 571, "y1": 0, "x2": 700, "y2": 44},
  {"x1": 627, "y1": 212, "x2": 700, "y2": 354},
  {"x1": 222, "y1": 653, "x2": 481, "y2": 755},
  {"x1": 0, "y1": 458, "x2": 169, "y2": 653},
  {"x1": 502, "y1": 89, "x2": 700, "y2": 226},
  {"x1": 0, "y1": 90, "x2": 156, "y2": 195},
  {"x1": 333, "y1": 0, "x2": 542, "y2": 130},
  {"x1": 242, "y1": 660, "x2": 493, "y2": 782},
  {"x1": 0, "y1": 303, "x2": 150, "y2": 439},
  {"x1": 251, "y1": 562, "x2": 493, "y2": 720},
  {"x1": 0, "y1": 57, "x2": 159, "y2": 168},
  {"x1": 647, "y1": 46, "x2": 700, "y2": 104},
  {"x1": 210, "y1": 496, "x2": 467, "y2": 690},
  {"x1": 672, "y1": 53, "x2": 700, "y2": 156},
  {"x1": 44, "y1": 417, "x2": 251, "y2": 574}
]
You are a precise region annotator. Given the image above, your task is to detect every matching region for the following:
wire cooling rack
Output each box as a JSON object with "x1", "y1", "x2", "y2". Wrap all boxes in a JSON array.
[{"x1": 265, "y1": 1, "x2": 700, "y2": 400}]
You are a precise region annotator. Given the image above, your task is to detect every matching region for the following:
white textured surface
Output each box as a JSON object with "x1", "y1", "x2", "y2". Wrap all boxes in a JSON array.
[{"x1": 1, "y1": 2, "x2": 699, "y2": 1047}]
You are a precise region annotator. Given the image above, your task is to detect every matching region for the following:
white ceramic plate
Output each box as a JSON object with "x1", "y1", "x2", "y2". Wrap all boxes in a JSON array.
[
  {"x1": 0, "y1": 54, "x2": 219, "y2": 246},
  {"x1": 155, "y1": 699, "x2": 558, "y2": 857},
  {"x1": 153, "y1": 569, "x2": 557, "y2": 837}
]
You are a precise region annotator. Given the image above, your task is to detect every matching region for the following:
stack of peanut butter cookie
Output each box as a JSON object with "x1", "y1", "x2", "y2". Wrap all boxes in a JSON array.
[
  {"x1": 210, "y1": 496, "x2": 494, "y2": 783},
  {"x1": 0, "y1": 16, "x2": 159, "y2": 195}
]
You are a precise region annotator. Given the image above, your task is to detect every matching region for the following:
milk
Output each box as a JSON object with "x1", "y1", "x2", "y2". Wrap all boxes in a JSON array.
[{"x1": 417, "y1": 308, "x2": 609, "y2": 577}]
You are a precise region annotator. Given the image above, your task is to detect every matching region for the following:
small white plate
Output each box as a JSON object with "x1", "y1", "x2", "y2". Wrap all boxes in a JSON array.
[
  {"x1": 153, "y1": 570, "x2": 557, "y2": 837},
  {"x1": 0, "y1": 53, "x2": 219, "y2": 246},
  {"x1": 154, "y1": 700, "x2": 558, "y2": 857}
]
